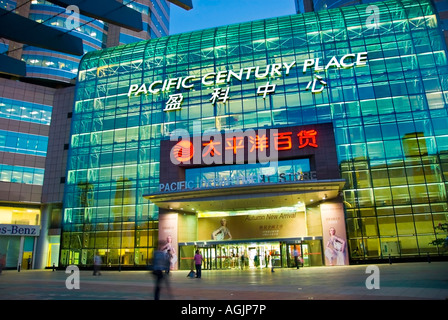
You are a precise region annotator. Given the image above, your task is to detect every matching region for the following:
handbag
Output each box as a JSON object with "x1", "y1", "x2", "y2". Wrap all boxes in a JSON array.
[{"x1": 187, "y1": 270, "x2": 195, "y2": 278}]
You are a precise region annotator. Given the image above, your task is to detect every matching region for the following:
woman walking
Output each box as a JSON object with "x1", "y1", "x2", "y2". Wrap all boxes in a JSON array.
[{"x1": 194, "y1": 250, "x2": 203, "y2": 278}]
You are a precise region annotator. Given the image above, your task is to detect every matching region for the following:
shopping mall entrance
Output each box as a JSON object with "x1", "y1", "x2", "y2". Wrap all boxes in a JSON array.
[
  {"x1": 150, "y1": 179, "x2": 348, "y2": 270},
  {"x1": 178, "y1": 238, "x2": 324, "y2": 270}
]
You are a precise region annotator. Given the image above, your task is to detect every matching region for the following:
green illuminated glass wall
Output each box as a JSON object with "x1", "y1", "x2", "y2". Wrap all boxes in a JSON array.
[{"x1": 61, "y1": 0, "x2": 448, "y2": 267}]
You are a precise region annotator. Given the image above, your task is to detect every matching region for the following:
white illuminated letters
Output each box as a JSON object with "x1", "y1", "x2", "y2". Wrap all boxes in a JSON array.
[
  {"x1": 127, "y1": 61, "x2": 299, "y2": 97},
  {"x1": 126, "y1": 53, "x2": 368, "y2": 110},
  {"x1": 302, "y1": 52, "x2": 368, "y2": 72}
]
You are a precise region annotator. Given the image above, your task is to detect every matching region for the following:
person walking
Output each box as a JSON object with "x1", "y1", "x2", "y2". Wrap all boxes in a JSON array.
[
  {"x1": 194, "y1": 250, "x2": 203, "y2": 278},
  {"x1": 293, "y1": 248, "x2": 300, "y2": 269},
  {"x1": 153, "y1": 242, "x2": 170, "y2": 300},
  {"x1": 93, "y1": 252, "x2": 102, "y2": 276}
]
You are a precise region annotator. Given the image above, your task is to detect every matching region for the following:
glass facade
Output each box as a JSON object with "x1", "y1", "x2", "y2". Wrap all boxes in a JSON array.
[{"x1": 62, "y1": 0, "x2": 448, "y2": 267}]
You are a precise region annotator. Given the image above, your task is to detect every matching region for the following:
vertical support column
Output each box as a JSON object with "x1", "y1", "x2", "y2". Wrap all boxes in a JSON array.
[
  {"x1": 17, "y1": 236, "x2": 24, "y2": 271},
  {"x1": 34, "y1": 204, "x2": 51, "y2": 269}
]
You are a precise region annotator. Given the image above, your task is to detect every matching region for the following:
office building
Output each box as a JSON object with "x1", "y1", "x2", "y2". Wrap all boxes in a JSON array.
[{"x1": 295, "y1": 0, "x2": 448, "y2": 47}]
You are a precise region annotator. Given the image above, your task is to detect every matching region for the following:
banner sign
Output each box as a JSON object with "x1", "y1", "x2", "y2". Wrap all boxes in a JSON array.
[
  {"x1": 0, "y1": 224, "x2": 40, "y2": 236},
  {"x1": 198, "y1": 213, "x2": 306, "y2": 241},
  {"x1": 320, "y1": 203, "x2": 349, "y2": 265}
]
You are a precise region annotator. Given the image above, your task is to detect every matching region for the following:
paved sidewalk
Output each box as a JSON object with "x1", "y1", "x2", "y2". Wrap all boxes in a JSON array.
[{"x1": 0, "y1": 262, "x2": 447, "y2": 300}]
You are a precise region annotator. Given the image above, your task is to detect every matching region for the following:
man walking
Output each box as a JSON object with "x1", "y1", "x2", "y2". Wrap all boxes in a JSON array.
[{"x1": 293, "y1": 248, "x2": 300, "y2": 269}]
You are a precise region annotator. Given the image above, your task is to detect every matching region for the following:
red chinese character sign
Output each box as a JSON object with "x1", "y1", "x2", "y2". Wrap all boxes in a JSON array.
[
  {"x1": 297, "y1": 130, "x2": 318, "y2": 149},
  {"x1": 273, "y1": 132, "x2": 292, "y2": 151},
  {"x1": 172, "y1": 140, "x2": 194, "y2": 163},
  {"x1": 169, "y1": 125, "x2": 325, "y2": 166},
  {"x1": 162, "y1": 123, "x2": 339, "y2": 182}
]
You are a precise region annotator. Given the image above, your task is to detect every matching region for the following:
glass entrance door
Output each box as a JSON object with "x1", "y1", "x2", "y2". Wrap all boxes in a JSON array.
[
  {"x1": 285, "y1": 243, "x2": 303, "y2": 268},
  {"x1": 282, "y1": 240, "x2": 323, "y2": 267},
  {"x1": 179, "y1": 240, "x2": 320, "y2": 270},
  {"x1": 302, "y1": 244, "x2": 309, "y2": 267},
  {"x1": 198, "y1": 245, "x2": 216, "y2": 270},
  {"x1": 213, "y1": 243, "x2": 280, "y2": 269}
]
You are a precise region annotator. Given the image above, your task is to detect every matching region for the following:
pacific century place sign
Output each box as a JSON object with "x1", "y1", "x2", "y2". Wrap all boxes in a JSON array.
[{"x1": 127, "y1": 52, "x2": 368, "y2": 111}]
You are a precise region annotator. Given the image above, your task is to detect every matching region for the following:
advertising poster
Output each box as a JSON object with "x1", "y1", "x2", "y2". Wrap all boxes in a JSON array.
[
  {"x1": 198, "y1": 212, "x2": 306, "y2": 241},
  {"x1": 158, "y1": 213, "x2": 178, "y2": 270},
  {"x1": 320, "y1": 203, "x2": 349, "y2": 265}
]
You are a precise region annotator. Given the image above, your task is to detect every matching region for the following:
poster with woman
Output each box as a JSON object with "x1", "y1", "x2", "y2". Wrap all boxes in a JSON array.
[
  {"x1": 320, "y1": 202, "x2": 349, "y2": 266},
  {"x1": 161, "y1": 234, "x2": 178, "y2": 270},
  {"x1": 198, "y1": 212, "x2": 306, "y2": 241},
  {"x1": 212, "y1": 218, "x2": 232, "y2": 240}
]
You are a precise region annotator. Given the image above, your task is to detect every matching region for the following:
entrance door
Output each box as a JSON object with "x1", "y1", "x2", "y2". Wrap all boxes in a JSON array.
[
  {"x1": 241, "y1": 244, "x2": 277, "y2": 269},
  {"x1": 22, "y1": 252, "x2": 32, "y2": 270},
  {"x1": 302, "y1": 244, "x2": 309, "y2": 267},
  {"x1": 286, "y1": 244, "x2": 302, "y2": 268},
  {"x1": 213, "y1": 243, "x2": 277, "y2": 269},
  {"x1": 199, "y1": 246, "x2": 216, "y2": 270}
]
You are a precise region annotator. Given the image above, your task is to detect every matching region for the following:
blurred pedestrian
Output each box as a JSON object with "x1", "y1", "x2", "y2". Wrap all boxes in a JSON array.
[
  {"x1": 0, "y1": 253, "x2": 5, "y2": 274},
  {"x1": 194, "y1": 249, "x2": 203, "y2": 278},
  {"x1": 93, "y1": 252, "x2": 102, "y2": 276},
  {"x1": 153, "y1": 241, "x2": 172, "y2": 299},
  {"x1": 293, "y1": 248, "x2": 300, "y2": 269},
  {"x1": 240, "y1": 252, "x2": 245, "y2": 270}
]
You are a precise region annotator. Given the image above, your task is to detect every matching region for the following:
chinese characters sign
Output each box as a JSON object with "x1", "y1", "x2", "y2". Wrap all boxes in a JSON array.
[
  {"x1": 159, "y1": 122, "x2": 340, "y2": 192},
  {"x1": 171, "y1": 127, "x2": 319, "y2": 166},
  {"x1": 127, "y1": 52, "x2": 368, "y2": 111}
]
